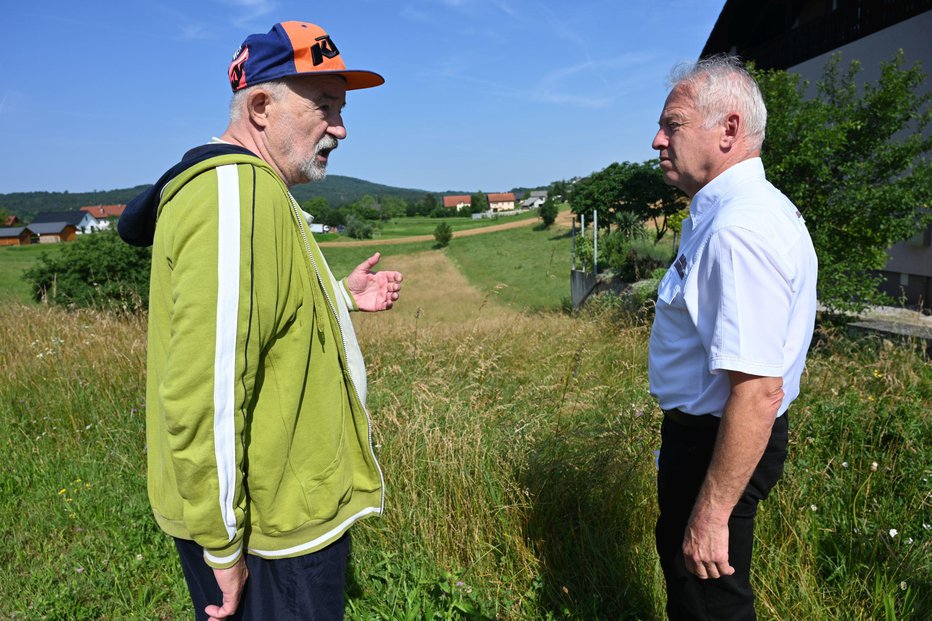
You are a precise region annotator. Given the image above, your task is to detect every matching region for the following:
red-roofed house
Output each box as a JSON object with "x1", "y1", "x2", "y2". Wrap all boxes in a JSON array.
[
  {"x1": 2, "y1": 215, "x2": 21, "y2": 227},
  {"x1": 487, "y1": 193, "x2": 516, "y2": 212},
  {"x1": 81, "y1": 204, "x2": 126, "y2": 220},
  {"x1": 442, "y1": 195, "x2": 472, "y2": 212}
]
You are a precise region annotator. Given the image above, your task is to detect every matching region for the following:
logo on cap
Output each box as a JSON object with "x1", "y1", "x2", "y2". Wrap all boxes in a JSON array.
[
  {"x1": 229, "y1": 46, "x2": 249, "y2": 90},
  {"x1": 309, "y1": 35, "x2": 340, "y2": 66}
]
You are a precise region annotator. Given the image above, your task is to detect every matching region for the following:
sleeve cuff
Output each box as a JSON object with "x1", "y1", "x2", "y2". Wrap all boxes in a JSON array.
[
  {"x1": 339, "y1": 279, "x2": 359, "y2": 312},
  {"x1": 203, "y1": 543, "x2": 243, "y2": 569}
]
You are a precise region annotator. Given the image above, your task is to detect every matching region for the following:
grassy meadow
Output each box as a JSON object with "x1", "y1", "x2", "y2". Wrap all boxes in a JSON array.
[
  {"x1": 0, "y1": 244, "x2": 58, "y2": 304},
  {"x1": 0, "y1": 219, "x2": 929, "y2": 619}
]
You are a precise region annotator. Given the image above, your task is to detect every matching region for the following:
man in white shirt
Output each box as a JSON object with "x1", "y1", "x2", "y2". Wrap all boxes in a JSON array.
[{"x1": 648, "y1": 55, "x2": 817, "y2": 620}]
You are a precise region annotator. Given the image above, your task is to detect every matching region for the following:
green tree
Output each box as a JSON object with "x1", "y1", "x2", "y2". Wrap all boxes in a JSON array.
[
  {"x1": 621, "y1": 161, "x2": 683, "y2": 243},
  {"x1": 471, "y1": 191, "x2": 489, "y2": 214},
  {"x1": 753, "y1": 52, "x2": 932, "y2": 312},
  {"x1": 433, "y1": 221, "x2": 453, "y2": 247},
  {"x1": 539, "y1": 197, "x2": 558, "y2": 227},
  {"x1": 381, "y1": 196, "x2": 408, "y2": 220},
  {"x1": 23, "y1": 229, "x2": 151, "y2": 311},
  {"x1": 417, "y1": 193, "x2": 438, "y2": 216}
]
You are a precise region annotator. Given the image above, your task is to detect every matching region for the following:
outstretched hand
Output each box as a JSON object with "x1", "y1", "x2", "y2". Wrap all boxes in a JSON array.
[{"x1": 345, "y1": 252, "x2": 403, "y2": 312}]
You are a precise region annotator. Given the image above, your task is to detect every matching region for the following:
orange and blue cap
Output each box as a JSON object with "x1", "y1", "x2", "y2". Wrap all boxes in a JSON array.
[{"x1": 228, "y1": 21, "x2": 384, "y2": 92}]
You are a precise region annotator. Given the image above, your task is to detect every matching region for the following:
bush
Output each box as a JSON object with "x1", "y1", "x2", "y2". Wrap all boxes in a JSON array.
[
  {"x1": 433, "y1": 222, "x2": 453, "y2": 247},
  {"x1": 539, "y1": 199, "x2": 558, "y2": 227},
  {"x1": 23, "y1": 229, "x2": 151, "y2": 312},
  {"x1": 345, "y1": 213, "x2": 374, "y2": 239}
]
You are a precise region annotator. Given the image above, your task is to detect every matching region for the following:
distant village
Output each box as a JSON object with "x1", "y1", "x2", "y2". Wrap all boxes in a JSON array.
[
  {"x1": 0, "y1": 205, "x2": 126, "y2": 246},
  {"x1": 0, "y1": 191, "x2": 551, "y2": 245}
]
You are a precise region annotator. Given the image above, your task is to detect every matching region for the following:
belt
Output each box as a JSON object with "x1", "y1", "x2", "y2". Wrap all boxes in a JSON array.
[{"x1": 663, "y1": 408, "x2": 720, "y2": 428}]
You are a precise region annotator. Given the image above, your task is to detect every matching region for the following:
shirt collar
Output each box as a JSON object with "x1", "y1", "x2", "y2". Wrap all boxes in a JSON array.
[{"x1": 689, "y1": 157, "x2": 765, "y2": 224}]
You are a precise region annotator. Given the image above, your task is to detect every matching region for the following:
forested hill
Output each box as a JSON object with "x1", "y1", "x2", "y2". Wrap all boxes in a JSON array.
[{"x1": 0, "y1": 175, "x2": 443, "y2": 220}]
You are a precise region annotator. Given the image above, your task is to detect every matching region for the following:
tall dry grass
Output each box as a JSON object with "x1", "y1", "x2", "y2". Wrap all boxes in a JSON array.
[{"x1": 1, "y1": 250, "x2": 928, "y2": 619}]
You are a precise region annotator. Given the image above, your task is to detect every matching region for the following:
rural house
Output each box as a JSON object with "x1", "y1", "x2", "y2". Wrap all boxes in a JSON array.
[
  {"x1": 2, "y1": 215, "x2": 21, "y2": 227},
  {"x1": 0, "y1": 226, "x2": 32, "y2": 246},
  {"x1": 488, "y1": 193, "x2": 517, "y2": 212},
  {"x1": 701, "y1": 0, "x2": 932, "y2": 307},
  {"x1": 522, "y1": 191, "x2": 547, "y2": 209},
  {"x1": 32, "y1": 211, "x2": 102, "y2": 233},
  {"x1": 27, "y1": 222, "x2": 78, "y2": 243},
  {"x1": 80, "y1": 204, "x2": 126, "y2": 221},
  {"x1": 443, "y1": 195, "x2": 472, "y2": 212}
]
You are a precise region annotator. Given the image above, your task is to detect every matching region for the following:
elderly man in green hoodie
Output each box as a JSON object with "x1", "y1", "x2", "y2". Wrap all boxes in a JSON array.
[{"x1": 119, "y1": 21, "x2": 402, "y2": 621}]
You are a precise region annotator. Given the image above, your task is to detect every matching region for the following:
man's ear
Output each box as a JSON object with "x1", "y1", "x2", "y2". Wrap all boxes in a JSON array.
[
  {"x1": 246, "y1": 88, "x2": 275, "y2": 129},
  {"x1": 721, "y1": 112, "x2": 740, "y2": 149}
]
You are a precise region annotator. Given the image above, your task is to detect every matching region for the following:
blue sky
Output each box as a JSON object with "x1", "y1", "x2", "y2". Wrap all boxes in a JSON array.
[{"x1": 1, "y1": 0, "x2": 724, "y2": 194}]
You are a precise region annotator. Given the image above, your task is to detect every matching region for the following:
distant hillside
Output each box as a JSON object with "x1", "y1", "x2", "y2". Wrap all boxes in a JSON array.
[
  {"x1": 0, "y1": 176, "x2": 443, "y2": 221},
  {"x1": 1, "y1": 175, "x2": 546, "y2": 221}
]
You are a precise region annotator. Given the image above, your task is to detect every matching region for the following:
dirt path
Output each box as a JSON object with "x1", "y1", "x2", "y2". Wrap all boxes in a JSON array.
[{"x1": 318, "y1": 214, "x2": 553, "y2": 248}]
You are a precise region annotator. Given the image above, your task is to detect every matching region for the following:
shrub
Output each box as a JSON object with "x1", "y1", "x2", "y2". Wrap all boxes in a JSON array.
[
  {"x1": 23, "y1": 229, "x2": 150, "y2": 312},
  {"x1": 433, "y1": 222, "x2": 453, "y2": 247},
  {"x1": 539, "y1": 199, "x2": 558, "y2": 227},
  {"x1": 345, "y1": 213, "x2": 374, "y2": 239}
]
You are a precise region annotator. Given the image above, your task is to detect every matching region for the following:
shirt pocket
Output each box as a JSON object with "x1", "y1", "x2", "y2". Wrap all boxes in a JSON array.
[{"x1": 657, "y1": 254, "x2": 689, "y2": 308}]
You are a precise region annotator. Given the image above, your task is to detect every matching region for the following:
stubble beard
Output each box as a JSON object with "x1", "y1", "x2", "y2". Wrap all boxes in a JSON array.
[{"x1": 298, "y1": 135, "x2": 339, "y2": 184}]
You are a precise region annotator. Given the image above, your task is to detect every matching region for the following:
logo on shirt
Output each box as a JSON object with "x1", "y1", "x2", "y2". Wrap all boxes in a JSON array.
[{"x1": 674, "y1": 254, "x2": 687, "y2": 278}]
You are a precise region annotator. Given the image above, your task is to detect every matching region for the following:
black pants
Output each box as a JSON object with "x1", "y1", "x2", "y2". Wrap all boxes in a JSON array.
[
  {"x1": 656, "y1": 412, "x2": 788, "y2": 621},
  {"x1": 174, "y1": 532, "x2": 350, "y2": 621}
]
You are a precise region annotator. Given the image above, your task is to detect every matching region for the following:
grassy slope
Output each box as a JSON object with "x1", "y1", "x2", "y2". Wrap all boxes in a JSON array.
[{"x1": 445, "y1": 223, "x2": 572, "y2": 312}]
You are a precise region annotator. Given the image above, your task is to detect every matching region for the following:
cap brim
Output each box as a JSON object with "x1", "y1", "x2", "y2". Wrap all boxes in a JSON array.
[{"x1": 290, "y1": 69, "x2": 385, "y2": 90}]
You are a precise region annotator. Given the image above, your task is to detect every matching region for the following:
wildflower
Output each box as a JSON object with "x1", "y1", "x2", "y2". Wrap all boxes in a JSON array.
[
  {"x1": 635, "y1": 409, "x2": 645, "y2": 417},
  {"x1": 136, "y1": 554, "x2": 144, "y2": 561},
  {"x1": 75, "y1": 566, "x2": 84, "y2": 574},
  {"x1": 870, "y1": 461, "x2": 878, "y2": 472},
  {"x1": 924, "y1": 523, "x2": 931, "y2": 531},
  {"x1": 905, "y1": 538, "x2": 914, "y2": 545},
  {"x1": 58, "y1": 488, "x2": 66, "y2": 495},
  {"x1": 841, "y1": 461, "x2": 849, "y2": 468},
  {"x1": 873, "y1": 369, "x2": 882, "y2": 378},
  {"x1": 810, "y1": 505, "x2": 818, "y2": 512},
  {"x1": 867, "y1": 395, "x2": 874, "y2": 402},
  {"x1": 889, "y1": 529, "x2": 898, "y2": 538},
  {"x1": 900, "y1": 581, "x2": 907, "y2": 591}
]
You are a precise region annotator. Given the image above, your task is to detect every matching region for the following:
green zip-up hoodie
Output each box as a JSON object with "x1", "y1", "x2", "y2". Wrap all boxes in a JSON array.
[{"x1": 123, "y1": 146, "x2": 383, "y2": 568}]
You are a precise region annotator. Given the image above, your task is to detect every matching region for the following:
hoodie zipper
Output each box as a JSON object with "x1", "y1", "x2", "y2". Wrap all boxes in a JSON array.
[{"x1": 287, "y1": 195, "x2": 385, "y2": 513}]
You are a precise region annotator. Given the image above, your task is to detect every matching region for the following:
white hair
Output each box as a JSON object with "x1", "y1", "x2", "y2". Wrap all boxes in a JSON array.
[
  {"x1": 229, "y1": 79, "x2": 291, "y2": 123},
  {"x1": 670, "y1": 54, "x2": 767, "y2": 151}
]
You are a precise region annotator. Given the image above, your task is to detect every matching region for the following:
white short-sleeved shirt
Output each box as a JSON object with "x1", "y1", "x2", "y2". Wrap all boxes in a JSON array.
[{"x1": 648, "y1": 157, "x2": 818, "y2": 417}]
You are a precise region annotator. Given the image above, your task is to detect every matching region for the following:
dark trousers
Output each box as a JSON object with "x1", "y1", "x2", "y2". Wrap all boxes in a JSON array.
[
  {"x1": 656, "y1": 412, "x2": 788, "y2": 621},
  {"x1": 174, "y1": 532, "x2": 350, "y2": 621}
]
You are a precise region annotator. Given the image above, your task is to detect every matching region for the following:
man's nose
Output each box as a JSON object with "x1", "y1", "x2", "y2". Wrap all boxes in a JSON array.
[
  {"x1": 651, "y1": 129, "x2": 667, "y2": 151},
  {"x1": 328, "y1": 116, "x2": 347, "y2": 140}
]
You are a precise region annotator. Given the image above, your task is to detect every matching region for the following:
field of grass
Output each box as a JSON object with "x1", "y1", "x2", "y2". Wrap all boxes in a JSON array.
[
  {"x1": 0, "y1": 244, "x2": 59, "y2": 304},
  {"x1": 322, "y1": 211, "x2": 540, "y2": 242},
  {"x1": 0, "y1": 223, "x2": 929, "y2": 619},
  {"x1": 445, "y1": 224, "x2": 572, "y2": 312}
]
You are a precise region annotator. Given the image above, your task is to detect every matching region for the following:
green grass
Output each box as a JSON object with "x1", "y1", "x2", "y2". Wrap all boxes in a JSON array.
[
  {"x1": 1, "y1": 214, "x2": 929, "y2": 620},
  {"x1": 322, "y1": 211, "x2": 540, "y2": 242},
  {"x1": 0, "y1": 244, "x2": 59, "y2": 304},
  {"x1": 445, "y1": 224, "x2": 572, "y2": 312}
]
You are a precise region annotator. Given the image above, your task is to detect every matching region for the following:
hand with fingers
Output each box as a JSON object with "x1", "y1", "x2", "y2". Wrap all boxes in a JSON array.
[
  {"x1": 205, "y1": 558, "x2": 249, "y2": 621},
  {"x1": 345, "y1": 252, "x2": 403, "y2": 312}
]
